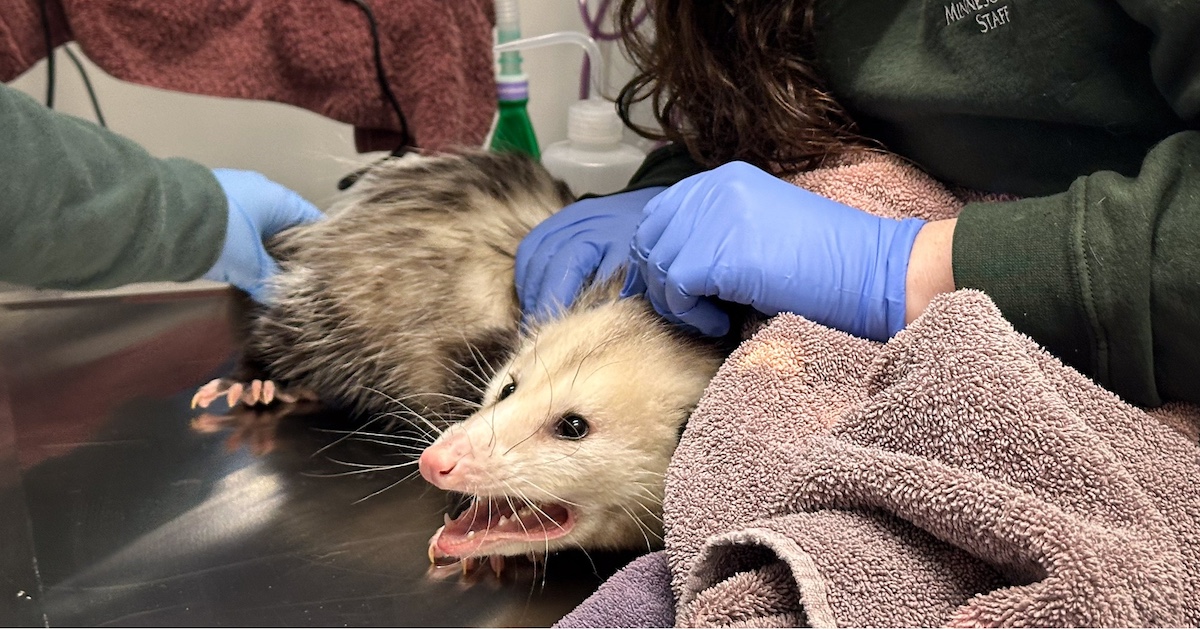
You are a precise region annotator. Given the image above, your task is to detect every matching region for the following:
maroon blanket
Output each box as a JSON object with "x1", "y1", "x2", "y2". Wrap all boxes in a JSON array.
[{"x1": 1, "y1": 0, "x2": 496, "y2": 152}]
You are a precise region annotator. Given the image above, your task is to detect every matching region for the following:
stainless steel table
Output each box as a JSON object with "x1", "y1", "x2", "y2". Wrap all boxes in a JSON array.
[{"x1": 0, "y1": 288, "x2": 627, "y2": 626}]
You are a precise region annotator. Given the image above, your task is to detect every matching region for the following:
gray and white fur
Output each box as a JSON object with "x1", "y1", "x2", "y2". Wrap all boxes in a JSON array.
[{"x1": 224, "y1": 150, "x2": 730, "y2": 559}]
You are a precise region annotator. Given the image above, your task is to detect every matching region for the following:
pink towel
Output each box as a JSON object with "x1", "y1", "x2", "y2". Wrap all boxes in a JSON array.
[{"x1": 1, "y1": 0, "x2": 495, "y2": 152}]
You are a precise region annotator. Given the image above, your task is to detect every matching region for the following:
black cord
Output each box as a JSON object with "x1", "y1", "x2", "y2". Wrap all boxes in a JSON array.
[
  {"x1": 336, "y1": 0, "x2": 415, "y2": 190},
  {"x1": 341, "y1": 0, "x2": 413, "y2": 153},
  {"x1": 39, "y1": 0, "x2": 55, "y2": 108},
  {"x1": 63, "y1": 45, "x2": 107, "y2": 127},
  {"x1": 38, "y1": 0, "x2": 107, "y2": 127}
]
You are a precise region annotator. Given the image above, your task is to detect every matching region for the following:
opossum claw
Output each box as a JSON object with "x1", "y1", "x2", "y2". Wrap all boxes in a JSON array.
[
  {"x1": 191, "y1": 378, "x2": 228, "y2": 409},
  {"x1": 225, "y1": 382, "x2": 245, "y2": 407},
  {"x1": 191, "y1": 378, "x2": 316, "y2": 411}
]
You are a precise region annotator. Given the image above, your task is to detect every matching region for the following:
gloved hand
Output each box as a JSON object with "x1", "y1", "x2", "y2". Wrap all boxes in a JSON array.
[
  {"x1": 621, "y1": 162, "x2": 926, "y2": 341},
  {"x1": 515, "y1": 185, "x2": 667, "y2": 322},
  {"x1": 203, "y1": 169, "x2": 325, "y2": 303}
]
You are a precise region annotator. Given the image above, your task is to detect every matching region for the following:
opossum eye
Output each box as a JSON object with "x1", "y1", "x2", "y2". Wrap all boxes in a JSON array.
[
  {"x1": 497, "y1": 381, "x2": 517, "y2": 401},
  {"x1": 555, "y1": 414, "x2": 589, "y2": 440}
]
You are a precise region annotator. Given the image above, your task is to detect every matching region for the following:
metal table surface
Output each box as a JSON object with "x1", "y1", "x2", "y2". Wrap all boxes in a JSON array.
[{"x1": 0, "y1": 288, "x2": 629, "y2": 627}]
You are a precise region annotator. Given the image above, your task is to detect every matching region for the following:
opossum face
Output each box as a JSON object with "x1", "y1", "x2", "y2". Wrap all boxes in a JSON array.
[{"x1": 419, "y1": 297, "x2": 723, "y2": 561}]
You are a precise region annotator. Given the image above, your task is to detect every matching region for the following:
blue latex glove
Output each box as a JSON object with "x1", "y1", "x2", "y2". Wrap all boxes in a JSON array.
[
  {"x1": 204, "y1": 169, "x2": 325, "y2": 303},
  {"x1": 621, "y1": 162, "x2": 926, "y2": 341},
  {"x1": 515, "y1": 186, "x2": 667, "y2": 322}
]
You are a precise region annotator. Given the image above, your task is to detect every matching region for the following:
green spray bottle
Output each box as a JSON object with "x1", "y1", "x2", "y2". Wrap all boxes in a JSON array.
[{"x1": 489, "y1": 0, "x2": 540, "y2": 159}]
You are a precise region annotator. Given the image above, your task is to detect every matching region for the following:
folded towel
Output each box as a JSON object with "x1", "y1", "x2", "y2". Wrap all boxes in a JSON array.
[
  {"x1": 554, "y1": 552, "x2": 675, "y2": 629},
  {"x1": 557, "y1": 150, "x2": 1200, "y2": 627},
  {"x1": 671, "y1": 292, "x2": 1200, "y2": 626},
  {"x1": 1, "y1": 0, "x2": 495, "y2": 152}
]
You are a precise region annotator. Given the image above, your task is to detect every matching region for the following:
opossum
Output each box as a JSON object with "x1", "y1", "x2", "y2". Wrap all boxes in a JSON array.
[{"x1": 192, "y1": 150, "x2": 730, "y2": 563}]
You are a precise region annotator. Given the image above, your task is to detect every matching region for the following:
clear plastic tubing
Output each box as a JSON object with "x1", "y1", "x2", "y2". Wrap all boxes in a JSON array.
[{"x1": 494, "y1": 31, "x2": 604, "y2": 101}]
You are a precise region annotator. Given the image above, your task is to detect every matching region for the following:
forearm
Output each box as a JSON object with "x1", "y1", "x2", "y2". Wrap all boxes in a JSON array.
[{"x1": 0, "y1": 83, "x2": 226, "y2": 290}]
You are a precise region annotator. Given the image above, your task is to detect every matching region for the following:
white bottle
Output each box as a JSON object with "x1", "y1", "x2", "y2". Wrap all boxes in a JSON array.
[{"x1": 541, "y1": 99, "x2": 647, "y2": 197}]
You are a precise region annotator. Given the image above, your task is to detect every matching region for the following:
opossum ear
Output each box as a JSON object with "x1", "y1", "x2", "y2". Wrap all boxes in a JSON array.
[{"x1": 568, "y1": 271, "x2": 628, "y2": 313}]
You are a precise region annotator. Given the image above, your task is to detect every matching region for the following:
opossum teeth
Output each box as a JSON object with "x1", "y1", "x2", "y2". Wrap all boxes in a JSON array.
[
  {"x1": 467, "y1": 530, "x2": 476, "y2": 539},
  {"x1": 498, "y1": 514, "x2": 511, "y2": 526},
  {"x1": 444, "y1": 513, "x2": 452, "y2": 526},
  {"x1": 489, "y1": 555, "x2": 505, "y2": 577}
]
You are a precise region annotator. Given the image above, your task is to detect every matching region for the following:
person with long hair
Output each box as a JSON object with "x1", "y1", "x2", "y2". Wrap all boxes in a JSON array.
[{"x1": 515, "y1": 0, "x2": 1199, "y2": 407}]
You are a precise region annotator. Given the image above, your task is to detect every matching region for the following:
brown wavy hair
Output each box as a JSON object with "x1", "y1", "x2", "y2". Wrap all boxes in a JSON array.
[{"x1": 615, "y1": 0, "x2": 872, "y2": 174}]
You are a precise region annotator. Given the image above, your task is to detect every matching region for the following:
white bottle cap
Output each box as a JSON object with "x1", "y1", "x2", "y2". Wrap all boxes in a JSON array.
[{"x1": 567, "y1": 99, "x2": 624, "y2": 146}]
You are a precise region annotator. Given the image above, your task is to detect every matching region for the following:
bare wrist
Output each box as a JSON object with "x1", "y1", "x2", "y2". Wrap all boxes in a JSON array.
[{"x1": 905, "y1": 218, "x2": 958, "y2": 325}]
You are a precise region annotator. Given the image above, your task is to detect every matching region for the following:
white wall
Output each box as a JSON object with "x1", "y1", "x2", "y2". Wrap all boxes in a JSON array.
[{"x1": 7, "y1": 0, "x2": 643, "y2": 209}]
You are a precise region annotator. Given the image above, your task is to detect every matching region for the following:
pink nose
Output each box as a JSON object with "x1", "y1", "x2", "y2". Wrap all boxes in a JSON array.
[{"x1": 418, "y1": 436, "x2": 472, "y2": 490}]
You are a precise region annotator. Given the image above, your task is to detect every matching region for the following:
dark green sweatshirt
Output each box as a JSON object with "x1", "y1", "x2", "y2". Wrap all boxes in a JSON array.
[
  {"x1": 0, "y1": 82, "x2": 226, "y2": 290},
  {"x1": 628, "y1": 0, "x2": 1200, "y2": 407}
]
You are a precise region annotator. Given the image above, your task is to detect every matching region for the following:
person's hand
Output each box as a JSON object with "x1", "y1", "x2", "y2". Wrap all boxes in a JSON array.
[
  {"x1": 515, "y1": 186, "x2": 666, "y2": 322},
  {"x1": 620, "y1": 162, "x2": 926, "y2": 341},
  {"x1": 203, "y1": 169, "x2": 325, "y2": 303}
]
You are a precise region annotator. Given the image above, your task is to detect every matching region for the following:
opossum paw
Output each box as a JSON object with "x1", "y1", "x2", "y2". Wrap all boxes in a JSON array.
[{"x1": 191, "y1": 378, "x2": 318, "y2": 409}]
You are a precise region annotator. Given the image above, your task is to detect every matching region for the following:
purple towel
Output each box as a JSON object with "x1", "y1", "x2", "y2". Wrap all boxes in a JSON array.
[{"x1": 554, "y1": 552, "x2": 674, "y2": 628}]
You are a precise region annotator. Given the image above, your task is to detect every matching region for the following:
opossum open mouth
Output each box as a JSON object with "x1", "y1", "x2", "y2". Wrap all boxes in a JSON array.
[{"x1": 429, "y1": 497, "x2": 574, "y2": 561}]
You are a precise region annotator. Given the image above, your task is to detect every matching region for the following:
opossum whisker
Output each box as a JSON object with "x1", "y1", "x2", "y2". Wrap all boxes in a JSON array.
[
  {"x1": 513, "y1": 488, "x2": 569, "y2": 537},
  {"x1": 360, "y1": 386, "x2": 446, "y2": 438},
  {"x1": 512, "y1": 477, "x2": 585, "y2": 509},
  {"x1": 340, "y1": 437, "x2": 428, "y2": 452},
  {"x1": 371, "y1": 410, "x2": 447, "y2": 440},
  {"x1": 533, "y1": 332, "x2": 555, "y2": 420},
  {"x1": 303, "y1": 459, "x2": 420, "y2": 478},
  {"x1": 438, "y1": 361, "x2": 487, "y2": 399},
  {"x1": 562, "y1": 536, "x2": 601, "y2": 579},
  {"x1": 632, "y1": 499, "x2": 665, "y2": 526},
  {"x1": 583, "y1": 358, "x2": 634, "y2": 384},
  {"x1": 312, "y1": 427, "x2": 435, "y2": 447},
  {"x1": 618, "y1": 503, "x2": 655, "y2": 553},
  {"x1": 412, "y1": 389, "x2": 484, "y2": 410},
  {"x1": 366, "y1": 408, "x2": 440, "y2": 439},
  {"x1": 322, "y1": 457, "x2": 420, "y2": 470},
  {"x1": 504, "y1": 483, "x2": 554, "y2": 591},
  {"x1": 507, "y1": 439, "x2": 586, "y2": 467},
  {"x1": 487, "y1": 364, "x2": 517, "y2": 454},
  {"x1": 363, "y1": 388, "x2": 468, "y2": 419},
  {"x1": 462, "y1": 335, "x2": 503, "y2": 381},
  {"x1": 439, "y1": 351, "x2": 493, "y2": 395},
  {"x1": 499, "y1": 379, "x2": 564, "y2": 457},
  {"x1": 499, "y1": 488, "x2": 531, "y2": 539},
  {"x1": 352, "y1": 469, "x2": 424, "y2": 504},
  {"x1": 568, "y1": 334, "x2": 623, "y2": 392},
  {"x1": 629, "y1": 486, "x2": 666, "y2": 510},
  {"x1": 309, "y1": 413, "x2": 391, "y2": 458}
]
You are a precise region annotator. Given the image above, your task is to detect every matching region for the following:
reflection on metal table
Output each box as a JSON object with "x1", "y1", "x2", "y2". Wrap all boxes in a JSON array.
[{"x1": 0, "y1": 287, "x2": 628, "y2": 627}]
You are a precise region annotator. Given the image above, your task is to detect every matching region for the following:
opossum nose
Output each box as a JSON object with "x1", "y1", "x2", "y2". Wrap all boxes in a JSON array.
[{"x1": 419, "y1": 438, "x2": 472, "y2": 490}]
